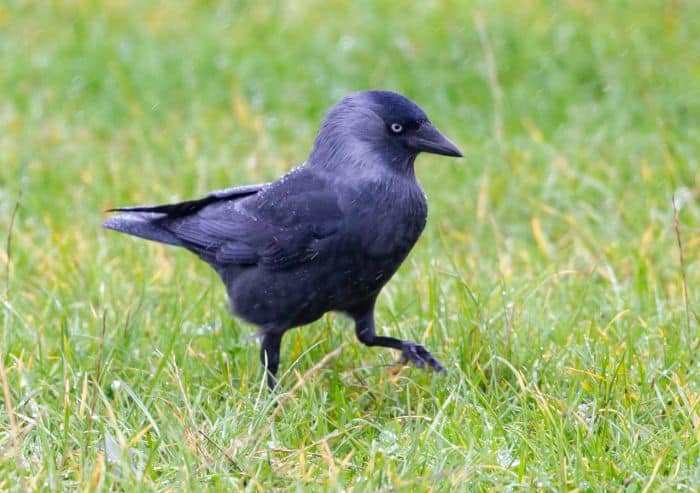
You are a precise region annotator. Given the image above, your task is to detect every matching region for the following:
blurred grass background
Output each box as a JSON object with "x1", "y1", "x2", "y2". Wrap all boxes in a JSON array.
[{"x1": 1, "y1": 0, "x2": 699, "y2": 490}]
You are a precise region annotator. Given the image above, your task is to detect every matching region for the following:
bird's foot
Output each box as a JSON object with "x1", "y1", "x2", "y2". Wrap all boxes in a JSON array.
[{"x1": 399, "y1": 341, "x2": 445, "y2": 372}]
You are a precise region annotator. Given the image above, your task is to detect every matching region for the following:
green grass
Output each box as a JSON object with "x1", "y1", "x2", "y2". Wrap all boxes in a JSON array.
[{"x1": 1, "y1": 0, "x2": 699, "y2": 490}]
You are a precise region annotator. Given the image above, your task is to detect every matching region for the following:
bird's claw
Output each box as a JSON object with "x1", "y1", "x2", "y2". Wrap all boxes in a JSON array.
[{"x1": 399, "y1": 341, "x2": 445, "y2": 372}]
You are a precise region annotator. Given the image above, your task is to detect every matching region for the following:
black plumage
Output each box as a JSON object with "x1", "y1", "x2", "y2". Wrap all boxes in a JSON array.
[{"x1": 103, "y1": 90, "x2": 462, "y2": 389}]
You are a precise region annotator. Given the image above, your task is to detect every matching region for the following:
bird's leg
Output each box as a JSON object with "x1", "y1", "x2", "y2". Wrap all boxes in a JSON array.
[
  {"x1": 350, "y1": 300, "x2": 445, "y2": 372},
  {"x1": 260, "y1": 332, "x2": 282, "y2": 390}
]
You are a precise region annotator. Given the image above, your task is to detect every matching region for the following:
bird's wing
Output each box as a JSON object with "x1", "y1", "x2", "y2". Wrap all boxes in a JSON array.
[{"x1": 162, "y1": 170, "x2": 344, "y2": 270}]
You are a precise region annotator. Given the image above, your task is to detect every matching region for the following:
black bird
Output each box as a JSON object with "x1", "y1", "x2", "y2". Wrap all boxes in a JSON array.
[{"x1": 103, "y1": 90, "x2": 462, "y2": 389}]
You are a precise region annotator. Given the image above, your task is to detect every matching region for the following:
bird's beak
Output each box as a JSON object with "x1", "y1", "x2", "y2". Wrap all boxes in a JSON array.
[{"x1": 410, "y1": 122, "x2": 463, "y2": 157}]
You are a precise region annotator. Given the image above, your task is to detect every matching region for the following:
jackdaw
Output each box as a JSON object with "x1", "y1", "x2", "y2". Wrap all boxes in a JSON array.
[{"x1": 103, "y1": 90, "x2": 462, "y2": 389}]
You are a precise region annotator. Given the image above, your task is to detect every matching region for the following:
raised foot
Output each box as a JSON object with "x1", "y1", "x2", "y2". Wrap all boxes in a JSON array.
[{"x1": 400, "y1": 341, "x2": 445, "y2": 372}]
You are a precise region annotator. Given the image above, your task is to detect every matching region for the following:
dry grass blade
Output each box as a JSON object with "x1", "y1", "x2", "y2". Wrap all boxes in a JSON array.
[
  {"x1": 0, "y1": 354, "x2": 25, "y2": 479},
  {"x1": 672, "y1": 196, "x2": 693, "y2": 340},
  {"x1": 474, "y1": 13, "x2": 504, "y2": 146},
  {"x1": 4, "y1": 191, "x2": 21, "y2": 294}
]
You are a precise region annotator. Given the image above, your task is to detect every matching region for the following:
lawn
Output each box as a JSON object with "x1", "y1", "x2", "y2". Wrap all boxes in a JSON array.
[{"x1": 1, "y1": 0, "x2": 699, "y2": 490}]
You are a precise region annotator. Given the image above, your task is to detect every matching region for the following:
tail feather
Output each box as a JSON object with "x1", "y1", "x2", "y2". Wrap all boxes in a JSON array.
[
  {"x1": 102, "y1": 183, "x2": 267, "y2": 249},
  {"x1": 106, "y1": 183, "x2": 266, "y2": 217},
  {"x1": 102, "y1": 212, "x2": 182, "y2": 247}
]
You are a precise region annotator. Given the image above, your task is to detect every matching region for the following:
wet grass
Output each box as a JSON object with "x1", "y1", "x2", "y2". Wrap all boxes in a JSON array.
[{"x1": 1, "y1": 0, "x2": 699, "y2": 490}]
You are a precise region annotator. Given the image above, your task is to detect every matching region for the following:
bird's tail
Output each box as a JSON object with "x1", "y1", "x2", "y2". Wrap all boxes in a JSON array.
[{"x1": 102, "y1": 211, "x2": 182, "y2": 247}]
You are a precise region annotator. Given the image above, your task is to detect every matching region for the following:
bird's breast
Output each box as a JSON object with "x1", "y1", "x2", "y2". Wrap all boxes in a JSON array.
[{"x1": 347, "y1": 179, "x2": 428, "y2": 261}]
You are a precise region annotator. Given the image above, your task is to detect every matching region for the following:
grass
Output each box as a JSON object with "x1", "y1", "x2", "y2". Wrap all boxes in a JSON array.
[{"x1": 1, "y1": 0, "x2": 699, "y2": 490}]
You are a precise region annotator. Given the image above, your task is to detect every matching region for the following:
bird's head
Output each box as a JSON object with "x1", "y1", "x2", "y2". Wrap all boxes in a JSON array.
[{"x1": 308, "y1": 90, "x2": 462, "y2": 176}]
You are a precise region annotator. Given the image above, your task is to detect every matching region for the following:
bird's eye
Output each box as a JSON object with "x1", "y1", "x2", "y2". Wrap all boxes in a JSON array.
[{"x1": 390, "y1": 123, "x2": 404, "y2": 134}]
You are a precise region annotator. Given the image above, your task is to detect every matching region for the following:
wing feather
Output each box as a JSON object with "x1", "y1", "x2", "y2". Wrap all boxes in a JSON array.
[{"x1": 159, "y1": 169, "x2": 343, "y2": 270}]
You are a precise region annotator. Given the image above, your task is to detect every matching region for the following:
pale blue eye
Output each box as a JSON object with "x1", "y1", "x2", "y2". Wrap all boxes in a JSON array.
[{"x1": 390, "y1": 123, "x2": 403, "y2": 134}]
